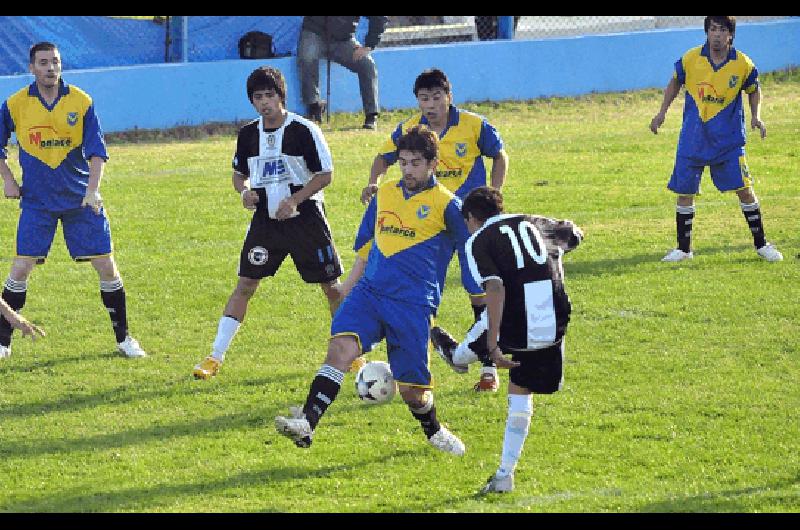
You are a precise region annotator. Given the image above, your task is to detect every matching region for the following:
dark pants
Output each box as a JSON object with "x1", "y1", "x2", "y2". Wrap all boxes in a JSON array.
[{"x1": 297, "y1": 30, "x2": 379, "y2": 116}]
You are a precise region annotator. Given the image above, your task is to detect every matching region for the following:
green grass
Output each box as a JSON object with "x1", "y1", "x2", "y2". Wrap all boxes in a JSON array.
[{"x1": 1, "y1": 70, "x2": 798, "y2": 513}]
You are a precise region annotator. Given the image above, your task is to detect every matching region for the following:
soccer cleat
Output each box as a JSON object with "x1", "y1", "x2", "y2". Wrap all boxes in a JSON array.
[
  {"x1": 480, "y1": 472, "x2": 514, "y2": 494},
  {"x1": 307, "y1": 101, "x2": 326, "y2": 124},
  {"x1": 427, "y1": 426, "x2": 465, "y2": 456},
  {"x1": 193, "y1": 356, "x2": 221, "y2": 380},
  {"x1": 275, "y1": 406, "x2": 313, "y2": 448},
  {"x1": 350, "y1": 355, "x2": 367, "y2": 373},
  {"x1": 661, "y1": 248, "x2": 694, "y2": 262},
  {"x1": 474, "y1": 370, "x2": 499, "y2": 393},
  {"x1": 756, "y1": 243, "x2": 783, "y2": 262},
  {"x1": 0, "y1": 345, "x2": 10, "y2": 360},
  {"x1": 430, "y1": 326, "x2": 468, "y2": 374},
  {"x1": 118, "y1": 335, "x2": 146, "y2": 358},
  {"x1": 362, "y1": 113, "x2": 378, "y2": 130}
]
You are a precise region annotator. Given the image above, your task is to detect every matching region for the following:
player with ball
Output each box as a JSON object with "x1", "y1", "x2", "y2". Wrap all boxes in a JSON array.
[{"x1": 276, "y1": 125, "x2": 470, "y2": 455}]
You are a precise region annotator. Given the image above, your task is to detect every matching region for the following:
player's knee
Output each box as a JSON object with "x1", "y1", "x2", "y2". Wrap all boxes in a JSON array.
[
  {"x1": 676, "y1": 195, "x2": 694, "y2": 207},
  {"x1": 9, "y1": 258, "x2": 35, "y2": 280},
  {"x1": 320, "y1": 281, "x2": 341, "y2": 303},
  {"x1": 326, "y1": 336, "x2": 359, "y2": 367},
  {"x1": 399, "y1": 386, "x2": 429, "y2": 409},
  {"x1": 737, "y1": 187, "x2": 756, "y2": 203},
  {"x1": 233, "y1": 278, "x2": 259, "y2": 299},
  {"x1": 91, "y1": 256, "x2": 119, "y2": 280}
]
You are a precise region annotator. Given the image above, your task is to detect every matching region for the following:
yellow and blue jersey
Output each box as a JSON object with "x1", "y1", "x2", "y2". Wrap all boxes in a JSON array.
[
  {"x1": 674, "y1": 44, "x2": 758, "y2": 162},
  {"x1": 379, "y1": 105, "x2": 503, "y2": 199},
  {"x1": 354, "y1": 176, "x2": 471, "y2": 309},
  {"x1": 1, "y1": 80, "x2": 108, "y2": 211}
]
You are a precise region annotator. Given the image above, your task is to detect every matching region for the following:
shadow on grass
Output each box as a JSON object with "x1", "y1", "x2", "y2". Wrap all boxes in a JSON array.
[
  {"x1": 567, "y1": 243, "x2": 756, "y2": 277},
  {"x1": 639, "y1": 473, "x2": 800, "y2": 512},
  {"x1": 0, "y1": 409, "x2": 273, "y2": 459},
  {"x1": 1, "y1": 449, "x2": 419, "y2": 513},
  {"x1": 0, "y1": 384, "x2": 438, "y2": 460},
  {"x1": 0, "y1": 351, "x2": 122, "y2": 375},
  {"x1": 0, "y1": 372, "x2": 279, "y2": 420}
]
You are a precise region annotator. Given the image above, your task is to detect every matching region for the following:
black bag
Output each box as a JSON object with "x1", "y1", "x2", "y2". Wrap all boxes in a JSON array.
[{"x1": 238, "y1": 31, "x2": 275, "y2": 59}]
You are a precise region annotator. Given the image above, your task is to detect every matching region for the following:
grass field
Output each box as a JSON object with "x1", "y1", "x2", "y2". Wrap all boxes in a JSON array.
[{"x1": 0, "y1": 70, "x2": 798, "y2": 513}]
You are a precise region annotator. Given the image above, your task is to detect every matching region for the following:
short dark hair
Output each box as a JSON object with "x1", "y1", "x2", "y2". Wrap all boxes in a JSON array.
[
  {"x1": 396, "y1": 125, "x2": 439, "y2": 161},
  {"x1": 29, "y1": 42, "x2": 58, "y2": 65},
  {"x1": 413, "y1": 68, "x2": 451, "y2": 97},
  {"x1": 246, "y1": 66, "x2": 286, "y2": 104},
  {"x1": 462, "y1": 186, "x2": 504, "y2": 223},
  {"x1": 704, "y1": 16, "x2": 736, "y2": 38}
]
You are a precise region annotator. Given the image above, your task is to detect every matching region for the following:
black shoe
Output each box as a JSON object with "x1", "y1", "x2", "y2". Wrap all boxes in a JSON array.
[
  {"x1": 362, "y1": 113, "x2": 378, "y2": 130},
  {"x1": 307, "y1": 101, "x2": 326, "y2": 124},
  {"x1": 430, "y1": 326, "x2": 467, "y2": 374}
]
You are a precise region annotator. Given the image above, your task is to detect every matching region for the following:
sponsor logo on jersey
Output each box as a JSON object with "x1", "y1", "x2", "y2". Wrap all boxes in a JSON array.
[
  {"x1": 267, "y1": 134, "x2": 276, "y2": 147},
  {"x1": 697, "y1": 82, "x2": 725, "y2": 105},
  {"x1": 436, "y1": 169, "x2": 463, "y2": 180},
  {"x1": 66, "y1": 112, "x2": 78, "y2": 126},
  {"x1": 261, "y1": 158, "x2": 287, "y2": 178},
  {"x1": 248, "y1": 246, "x2": 269, "y2": 266},
  {"x1": 377, "y1": 211, "x2": 416, "y2": 238},
  {"x1": 416, "y1": 205, "x2": 430, "y2": 219},
  {"x1": 455, "y1": 142, "x2": 467, "y2": 157},
  {"x1": 27, "y1": 126, "x2": 72, "y2": 149}
]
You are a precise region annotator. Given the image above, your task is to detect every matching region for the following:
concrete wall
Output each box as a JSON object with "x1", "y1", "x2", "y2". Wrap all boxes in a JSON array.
[{"x1": 2, "y1": 18, "x2": 797, "y2": 133}]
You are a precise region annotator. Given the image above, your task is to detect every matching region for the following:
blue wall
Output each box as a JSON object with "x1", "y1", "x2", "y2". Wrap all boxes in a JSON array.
[{"x1": 2, "y1": 19, "x2": 797, "y2": 133}]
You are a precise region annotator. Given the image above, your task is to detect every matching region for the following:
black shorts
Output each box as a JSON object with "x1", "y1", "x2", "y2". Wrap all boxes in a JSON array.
[
  {"x1": 507, "y1": 340, "x2": 564, "y2": 394},
  {"x1": 239, "y1": 202, "x2": 342, "y2": 283}
]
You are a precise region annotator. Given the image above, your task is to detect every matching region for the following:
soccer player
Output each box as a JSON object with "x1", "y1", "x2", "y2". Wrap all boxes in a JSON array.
[
  {"x1": 275, "y1": 126, "x2": 469, "y2": 456},
  {"x1": 0, "y1": 42, "x2": 146, "y2": 360},
  {"x1": 192, "y1": 66, "x2": 342, "y2": 380},
  {"x1": 650, "y1": 16, "x2": 782, "y2": 263},
  {"x1": 359, "y1": 68, "x2": 509, "y2": 392},
  {"x1": 430, "y1": 186, "x2": 584, "y2": 493}
]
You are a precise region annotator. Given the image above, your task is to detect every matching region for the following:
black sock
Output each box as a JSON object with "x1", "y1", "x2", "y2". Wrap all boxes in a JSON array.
[
  {"x1": 303, "y1": 364, "x2": 344, "y2": 430},
  {"x1": 0, "y1": 279, "x2": 28, "y2": 347},
  {"x1": 410, "y1": 397, "x2": 441, "y2": 438},
  {"x1": 741, "y1": 201, "x2": 767, "y2": 249},
  {"x1": 100, "y1": 279, "x2": 128, "y2": 343},
  {"x1": 676, "y1": 205, "x2": 695, "y2": 253}
]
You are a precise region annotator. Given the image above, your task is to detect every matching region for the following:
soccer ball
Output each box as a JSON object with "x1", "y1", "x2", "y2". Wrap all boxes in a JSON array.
[{"x1": 355, "y1": 361, "x2": 396, "y2": 404}]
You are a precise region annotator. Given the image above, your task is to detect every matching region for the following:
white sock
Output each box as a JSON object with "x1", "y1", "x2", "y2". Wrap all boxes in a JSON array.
[
  {"x1": 453, "y1": 345, "x2": 479, "y2": 365},
  {"x1": 211, "y1": 316, "x2": 241, "y2": 362},
  {"x1": 452, "y1": 311, "x2": 490, "y2": 366},
  {"x1": 497, "y1": 393, "x2": 533, "y2": 478},
  {"x1": 481, "y1": 365, "x2": 498, "y2": 379}
]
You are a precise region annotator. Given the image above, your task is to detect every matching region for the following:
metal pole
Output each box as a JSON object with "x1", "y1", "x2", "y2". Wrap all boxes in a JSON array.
[
  {"x1": 182, "y1": 16, "x2": 189, "y2": 62},
  {"x1": 164, "y1": 16, "x2": 171, "y2": 62},
  {"x1": 497, "y1": 16, "x2": 514, "y2": 40},
  {"x1": 326, "y1": 57, "x2": 331, "y2": 124}
]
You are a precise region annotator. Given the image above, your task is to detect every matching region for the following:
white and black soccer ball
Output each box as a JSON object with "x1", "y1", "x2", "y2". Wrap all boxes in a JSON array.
[{"x1": 355, "y1": 361, "x2": 396, "y2": 404}]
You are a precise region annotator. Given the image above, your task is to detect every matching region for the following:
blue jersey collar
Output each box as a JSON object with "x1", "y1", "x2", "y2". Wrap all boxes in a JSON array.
[
  {"x1": 397, "y1": 174, "x2": 437, "y2": 199},
  {"x1": 701, "y1": 43, "x2": 737, "y2": 71},
  {"x1": 28, "y1": 79, "x2": 69, "y2": 111},
  {"x1": 419, "y1": 105, "x2": 460, "y2": 137}
]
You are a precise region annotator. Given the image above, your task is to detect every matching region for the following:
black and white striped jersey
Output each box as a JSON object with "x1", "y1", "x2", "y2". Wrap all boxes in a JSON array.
[
  {"x1": 466, "y1": 214, "x2": 583, "y2": 351},
  {"x1": 232, "y1": 112, "x2": 333, "y2": 219}
]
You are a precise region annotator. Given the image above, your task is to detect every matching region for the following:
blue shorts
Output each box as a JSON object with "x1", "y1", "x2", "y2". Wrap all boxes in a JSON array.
[
  {"x1": 437, "y1": 233, "x2": 483, "y2": 297},
  {"x1": 17, "y1": 207, "x2": 113, "y2": 262},
  {"x1": 668, "y1": 147, "x2": 753, "y2": 195},
  {"x1": 331, "y1": 284, "x2": 434, "y2": 388}
]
